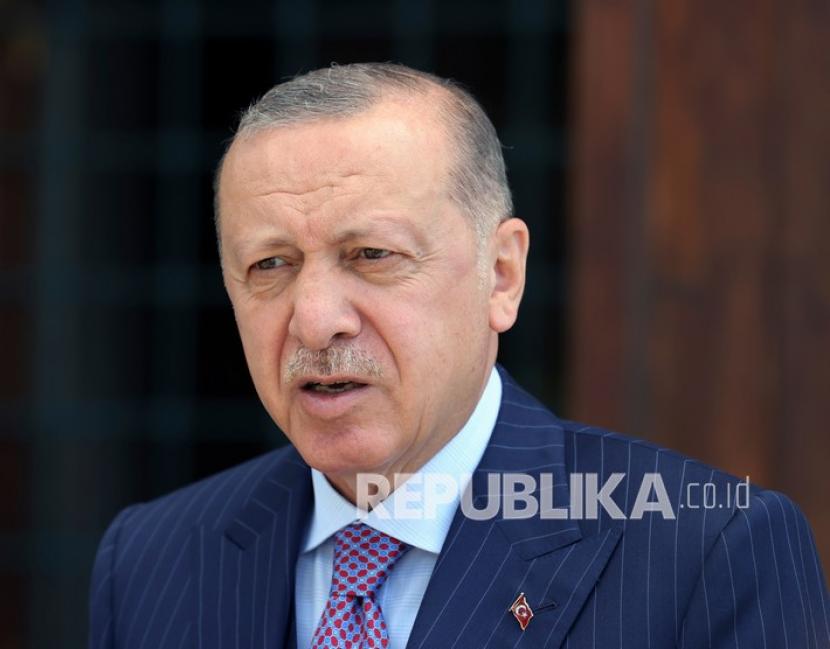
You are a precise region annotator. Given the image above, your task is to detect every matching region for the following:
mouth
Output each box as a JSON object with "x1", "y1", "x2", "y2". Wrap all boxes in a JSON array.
[
  {"x1": 300, "y1": 380, "x2": 368, "y2": 394},
  {"x1": 294, "y1": 376, "x2": 372, "y2": 419}
]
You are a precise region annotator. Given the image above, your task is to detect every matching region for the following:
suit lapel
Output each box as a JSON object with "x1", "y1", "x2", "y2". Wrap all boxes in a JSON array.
[
  {"x1": 405, "y1": 368, "x2": 622, "y2": 649},
  {"x1": 193, "y1": 449, "x2": 312, "y2": 649}
]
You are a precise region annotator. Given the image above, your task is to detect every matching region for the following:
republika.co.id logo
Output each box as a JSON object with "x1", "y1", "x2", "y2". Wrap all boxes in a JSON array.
[{"x1": 354, "y1": 472, "x2": 751, "y2": 521}]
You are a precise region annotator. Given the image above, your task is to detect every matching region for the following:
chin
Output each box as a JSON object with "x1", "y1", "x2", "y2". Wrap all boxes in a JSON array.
[{"x1": 296, "y1": 426, "x2": 401, "y2": 478}]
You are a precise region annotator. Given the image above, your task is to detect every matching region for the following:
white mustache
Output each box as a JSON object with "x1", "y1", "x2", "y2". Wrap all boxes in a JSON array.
[{"x1": 283, "y1": 346, "x2": 383, "y2": 384}]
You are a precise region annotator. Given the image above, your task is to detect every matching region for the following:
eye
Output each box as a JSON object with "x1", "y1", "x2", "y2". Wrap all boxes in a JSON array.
[
  {"x1": 253, "y1": 257, "x2": 286, "y2": 271},
  {"x1": 358, "y1": 248, "x2": 392, "y2": 260}
]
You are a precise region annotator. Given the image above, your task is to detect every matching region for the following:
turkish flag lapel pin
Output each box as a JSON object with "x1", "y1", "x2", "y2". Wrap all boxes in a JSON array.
[{"x1": 509, "y1": 592, "x2": 534, "y2": 631}]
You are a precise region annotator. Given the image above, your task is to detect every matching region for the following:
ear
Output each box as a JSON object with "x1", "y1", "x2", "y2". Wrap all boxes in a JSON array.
[{"x1": 488, "y1": 218, "x2": 529, "y2": 333}]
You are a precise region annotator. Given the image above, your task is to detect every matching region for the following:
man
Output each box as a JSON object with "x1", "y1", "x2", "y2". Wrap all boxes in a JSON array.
[{"x1": 89, "y1": 63, "x2": 829, "y2": 649}]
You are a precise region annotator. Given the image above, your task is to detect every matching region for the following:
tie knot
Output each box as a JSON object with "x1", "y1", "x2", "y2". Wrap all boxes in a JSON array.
[{"x1": 330, "y1": 523, "x2": 409, "y2": 599}]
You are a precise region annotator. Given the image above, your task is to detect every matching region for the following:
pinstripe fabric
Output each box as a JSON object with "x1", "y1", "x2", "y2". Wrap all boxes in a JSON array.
[{"x1": 89, "y1": 364, "x2": 830, "y2": 648}]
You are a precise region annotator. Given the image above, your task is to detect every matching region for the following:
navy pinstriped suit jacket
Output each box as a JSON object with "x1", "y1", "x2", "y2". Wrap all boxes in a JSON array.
[{"x1": 90, "y1": 366, "x2": 830, "y2": 648}]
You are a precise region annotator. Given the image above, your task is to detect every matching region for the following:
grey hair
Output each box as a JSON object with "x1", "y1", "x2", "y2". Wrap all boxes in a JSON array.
[{"x1": 214, "y1": 62, "x2": 513, "y2": 244}]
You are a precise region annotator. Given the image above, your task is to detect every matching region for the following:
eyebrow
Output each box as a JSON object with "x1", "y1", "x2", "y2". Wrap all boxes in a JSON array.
[
  {"x1": 333, "y1": 215, "x2": 428, "y2": 248},
  {"x1": 232, "y1": 235, "x2": 294, "y2": 258},
  {"x1": 231, "y1": 215, "x2": 426, "y2": 260}
]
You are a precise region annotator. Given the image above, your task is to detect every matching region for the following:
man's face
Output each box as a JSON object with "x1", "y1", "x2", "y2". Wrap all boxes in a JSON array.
[{"x1": 218, "y1": 97, "x2": 499, "y2": 493}]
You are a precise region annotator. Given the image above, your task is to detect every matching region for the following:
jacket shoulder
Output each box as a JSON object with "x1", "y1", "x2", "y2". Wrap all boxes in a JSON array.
[
  {"x1": 499, "y1": 368, "x2": 751, "y2": 493},
  {"x1": 89, "y1": 444, "x2": 306, "y2": 648},
  {"x1": 560, "y1": 418, "x2": 754, "y2": 492},
  {"x1": 98, "y1": 443, "x2": 304, "y2": 574}
]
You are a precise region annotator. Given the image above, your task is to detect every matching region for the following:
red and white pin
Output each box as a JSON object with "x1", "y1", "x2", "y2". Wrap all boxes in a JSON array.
[{"x1": 509, "y1": 592, "x2": 534, "y2": 630}]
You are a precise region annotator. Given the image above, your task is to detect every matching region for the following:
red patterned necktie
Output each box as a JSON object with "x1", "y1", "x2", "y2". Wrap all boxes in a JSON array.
[{"x1": 311, "y1": 522, "x2": 410, "y2": 649}]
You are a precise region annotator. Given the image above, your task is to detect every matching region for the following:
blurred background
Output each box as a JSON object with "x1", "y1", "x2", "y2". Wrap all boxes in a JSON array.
[{"x1": 1, "y1": 0, "x2": 828, "y2": 646}]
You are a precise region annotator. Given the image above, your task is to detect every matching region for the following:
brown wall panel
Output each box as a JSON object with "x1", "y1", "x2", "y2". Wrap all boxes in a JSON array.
[{"x1": 568, "y1": 0, "x2": 830, "y2": 568}]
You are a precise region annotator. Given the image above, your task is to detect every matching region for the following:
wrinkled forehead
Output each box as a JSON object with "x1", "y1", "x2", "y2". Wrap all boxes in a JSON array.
[
  {"x1": 214, "y1": 100, "x2": 478, "y2": 264},
  {"x1": 216, "y1": 93, "x2": 457, "y2": 215}
]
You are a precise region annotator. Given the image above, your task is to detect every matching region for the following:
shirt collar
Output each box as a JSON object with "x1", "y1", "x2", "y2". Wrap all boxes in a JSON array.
[{"x1": 302, "y1": 366, "x2": 502, "y2": 555}]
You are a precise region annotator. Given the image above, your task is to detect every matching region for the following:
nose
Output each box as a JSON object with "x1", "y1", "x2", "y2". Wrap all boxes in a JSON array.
[{"x1": 287, "y1": 263, "x2": 362, "y2": 350}]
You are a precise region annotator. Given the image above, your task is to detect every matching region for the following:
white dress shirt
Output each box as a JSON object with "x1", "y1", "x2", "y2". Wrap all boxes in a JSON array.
[{"x1": 294, "y1": 367, "x2": 502, "y2": 649}]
